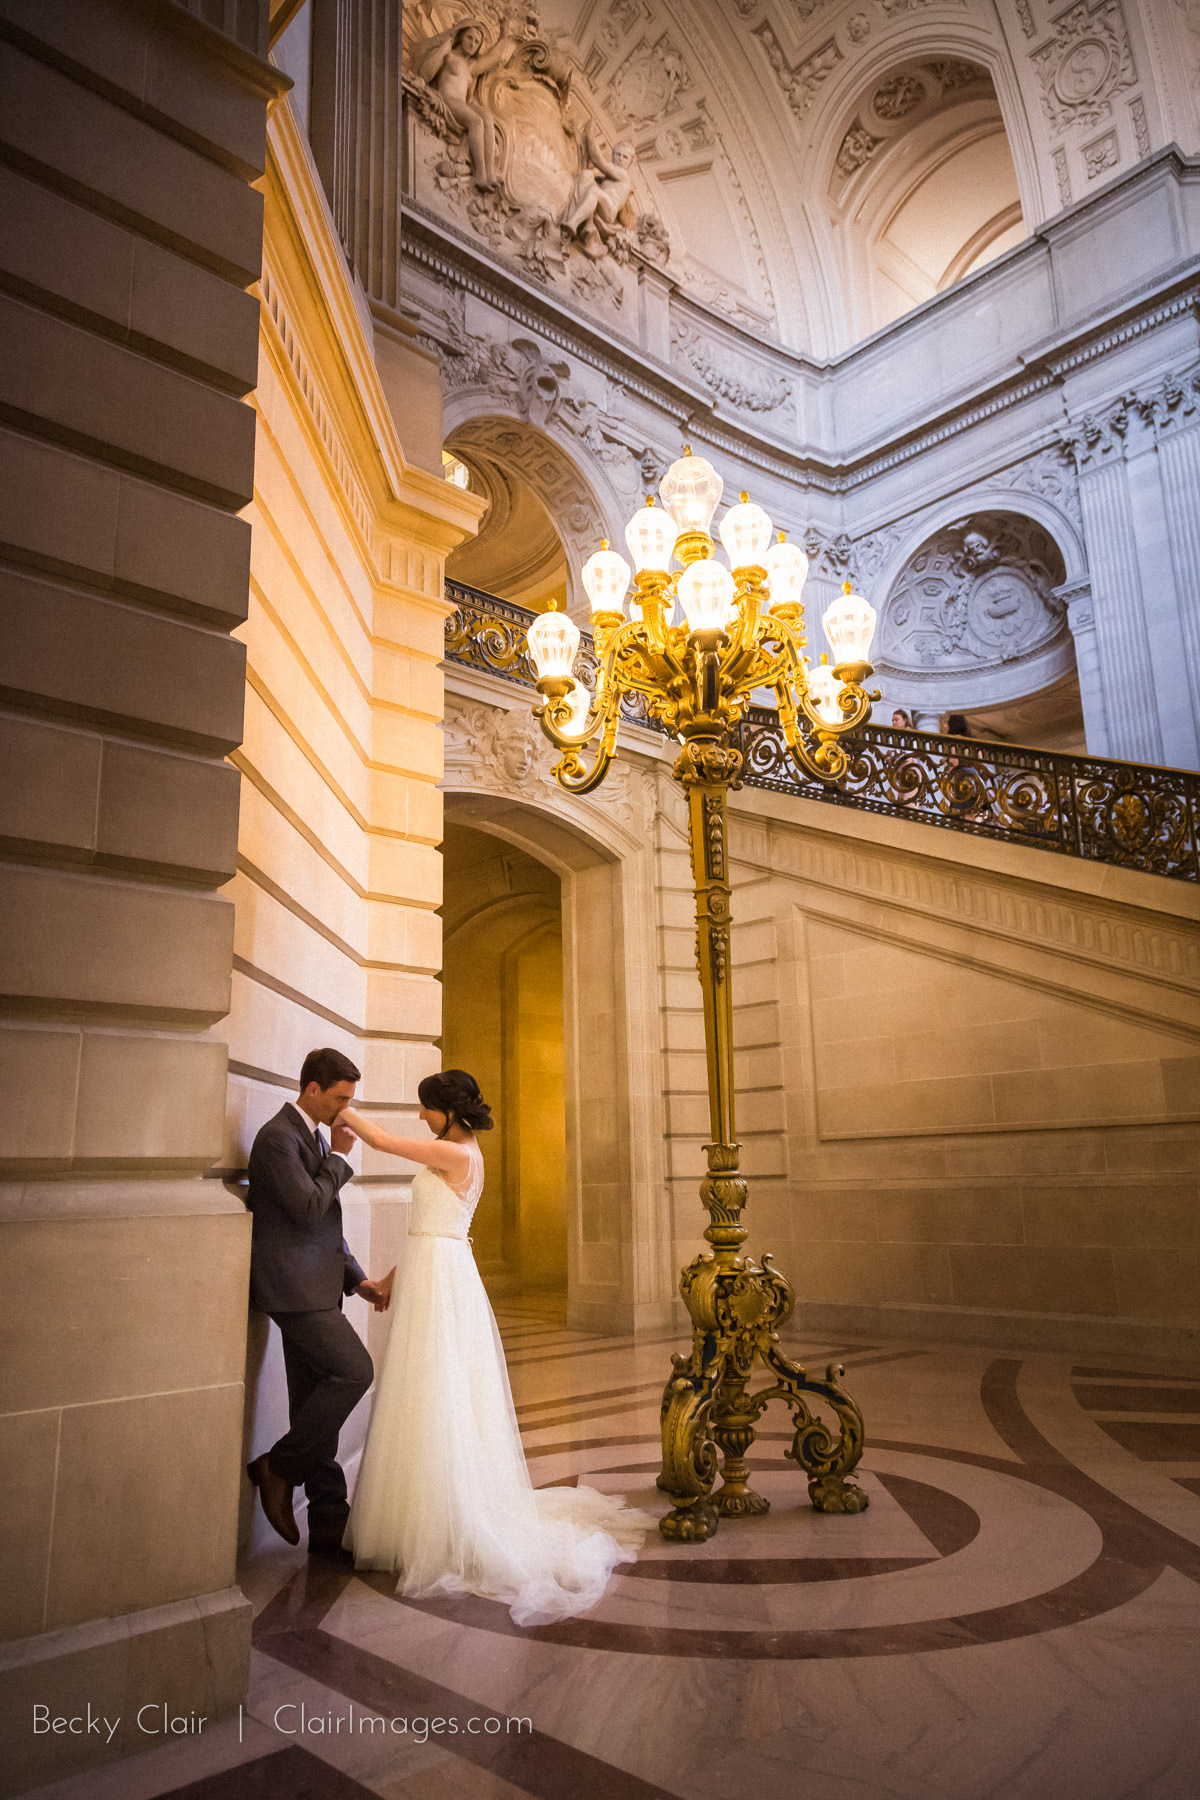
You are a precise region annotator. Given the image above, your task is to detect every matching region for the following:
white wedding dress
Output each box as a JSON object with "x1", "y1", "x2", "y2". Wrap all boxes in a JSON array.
[{"x1": 344, "y1": 1141, "x2": 654, "y2": 1625}]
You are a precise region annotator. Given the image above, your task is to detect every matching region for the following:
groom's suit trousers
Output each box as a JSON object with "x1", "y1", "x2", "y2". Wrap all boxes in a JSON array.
[{"x1": 267, "y1": 1307, "x2": 373, "y2": 1530}]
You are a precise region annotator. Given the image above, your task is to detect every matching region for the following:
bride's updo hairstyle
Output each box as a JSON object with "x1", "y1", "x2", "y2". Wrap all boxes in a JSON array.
[{"x1": 417, "y1": 1069, "x2": 494, "y2": 1136}]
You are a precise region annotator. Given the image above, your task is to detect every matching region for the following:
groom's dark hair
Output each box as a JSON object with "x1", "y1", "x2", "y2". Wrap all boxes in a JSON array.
[{"x1": 300, "y1": 1047, "x2": 361, "y2": 1091}]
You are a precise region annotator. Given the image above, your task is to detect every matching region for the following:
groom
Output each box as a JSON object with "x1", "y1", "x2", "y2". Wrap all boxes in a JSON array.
[{"x1": 244, "y1": 1047, "x2": 387, "y2": 1555}]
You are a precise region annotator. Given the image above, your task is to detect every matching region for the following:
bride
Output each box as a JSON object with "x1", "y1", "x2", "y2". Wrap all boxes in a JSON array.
[{"x1": 336, "y1": 1069, "x2": 654, "y2": 1626}]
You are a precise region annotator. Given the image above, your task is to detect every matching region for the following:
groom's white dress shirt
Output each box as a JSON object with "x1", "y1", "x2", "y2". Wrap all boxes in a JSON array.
[{"x1": 289, "y1": 1101, "x2": 352, "y2": 1173}]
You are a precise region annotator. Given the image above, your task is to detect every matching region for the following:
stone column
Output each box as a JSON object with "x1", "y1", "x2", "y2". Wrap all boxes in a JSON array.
[
  {"x1": 1056, "y1": 578, "x2": 1111, "y2": 758},
  {"x1": 0, "y1": 1, "x2": 282, "y2": 1790},
  {"x1": 1120, "y1": 399, "x2": 1200, "y2": 769},
  {"x1": 1153, "y1": 400, "x2": 1200, "y2": 766},
  {"x1": 1068, "y1": 409, "x2": 1164, "y2": 766},
  {"x1": 310, "y1": 0, "x2": 403, "y2": 309}
]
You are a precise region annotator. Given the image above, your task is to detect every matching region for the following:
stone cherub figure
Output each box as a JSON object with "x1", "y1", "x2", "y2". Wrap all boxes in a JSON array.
[
  {"x1": 415, "y1": 16, "x2": 521, "y2": 190},
  {"x1": 562, "y1": 123, "x2": 638, "y2": 259}
]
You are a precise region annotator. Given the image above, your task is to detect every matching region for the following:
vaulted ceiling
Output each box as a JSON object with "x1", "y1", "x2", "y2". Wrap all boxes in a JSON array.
[{"x1": 401, "y1": 0, "x2": 1200, "y2": 356}]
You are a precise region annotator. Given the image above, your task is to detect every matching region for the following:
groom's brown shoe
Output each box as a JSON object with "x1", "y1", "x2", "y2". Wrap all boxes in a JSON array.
[{"x1": 247, "y1": 1454, "x2": 299, "y2": 1545}]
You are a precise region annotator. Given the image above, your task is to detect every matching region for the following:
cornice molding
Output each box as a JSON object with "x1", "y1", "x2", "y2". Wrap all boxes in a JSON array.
[{"x1": 401, "y1": 202, "x2": 1200, "y2": 496}]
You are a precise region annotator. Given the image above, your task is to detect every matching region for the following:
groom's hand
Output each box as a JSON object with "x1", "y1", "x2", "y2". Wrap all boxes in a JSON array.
[
  {"x1": 355, "y1": 1276, "x2": 391, "y2": 1312},
  {"x1": 330, "y1": 1119, "x2": 356, "y2": 1156}
]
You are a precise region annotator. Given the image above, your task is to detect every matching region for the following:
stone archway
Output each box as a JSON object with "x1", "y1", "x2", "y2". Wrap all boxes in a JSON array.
[
  {"x1": 875, "y1": 509, "x2": 1083, "y2": 749},
  {"x1": 441, "y1": 691, "x2": 676, "y2": 1334},
  {"x1": 443, "y1": 410, "x2": 625, "y2": 619}
]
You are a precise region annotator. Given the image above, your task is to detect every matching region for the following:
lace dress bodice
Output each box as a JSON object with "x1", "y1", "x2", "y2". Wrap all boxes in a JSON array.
[{"x1": 408, "y1": 1142, "x2": 484, "y2": 1240}]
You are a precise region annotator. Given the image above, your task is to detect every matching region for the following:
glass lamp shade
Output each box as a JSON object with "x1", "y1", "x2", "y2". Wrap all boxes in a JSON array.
[
  {"x1": 581, "y1": 543, "x2": 631, "y2": 615},
  {"x1": 677, "y1": 557, "x2": 736, "y2": 634},
  {"x1": 718, "y1": 495, "x2": 774, "y2": 568},
  {"x1": 822, "y1": 582, "x2": 877, "y2": 665},
  {"x1": 559, "y1": 678, "x2": 592, "y2": 733},
  {"x1": 806, "y1": 657, "x2": 843, "y2": 726},
  {"x1": 764, "y1": 535, "x2": 809, "y2": 608},
  {"x1": 624, "y1": 501, "x2": 679, "y2": 573},
  {"x1": 659, "y1": 450, "x2": 724, "y2": 536},
  {"x1": 527, "y1": 605, "x2": 580, "y2": 680}
]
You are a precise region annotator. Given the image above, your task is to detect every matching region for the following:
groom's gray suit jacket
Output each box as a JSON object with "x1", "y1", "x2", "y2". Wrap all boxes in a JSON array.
[{"x1": 245, "y1": 1104, "x2": 366, "y2": 1313}]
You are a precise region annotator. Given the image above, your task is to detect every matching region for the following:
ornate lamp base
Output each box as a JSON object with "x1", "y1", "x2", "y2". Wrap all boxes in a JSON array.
[{"x1": 658, "y1": 1234, "x2": 870, "y2": 1541}]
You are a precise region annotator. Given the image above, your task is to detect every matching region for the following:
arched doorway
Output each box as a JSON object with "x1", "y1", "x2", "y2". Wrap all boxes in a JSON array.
[{"x1": 440, "y1": 820, "x2": 567, "y2": 1299}]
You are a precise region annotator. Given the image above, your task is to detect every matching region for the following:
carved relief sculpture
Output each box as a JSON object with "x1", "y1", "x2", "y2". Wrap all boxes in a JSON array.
[{"x1": 404, "y1": 6, "x2": 669, "y2": 310}]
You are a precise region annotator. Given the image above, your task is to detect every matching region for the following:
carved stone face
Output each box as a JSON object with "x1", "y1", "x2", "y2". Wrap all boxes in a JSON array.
[
  {"x1": 457, "y1": 25, "x2": 483, "y2": 54},
  {"x1": 496, "y1": 716, "x2": 537, "y2": 783},
  {"x1": 612, "y1": 141, "x2": 636, "y2": 166}
]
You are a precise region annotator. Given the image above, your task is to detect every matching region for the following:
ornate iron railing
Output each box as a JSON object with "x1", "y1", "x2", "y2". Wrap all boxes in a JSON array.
[{"x1": 444, "y1": 579, "x2": 1200, "y2": 885}]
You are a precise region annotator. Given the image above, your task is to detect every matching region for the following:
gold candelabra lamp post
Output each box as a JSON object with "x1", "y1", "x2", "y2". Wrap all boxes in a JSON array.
[{"x1": 525, "y1": 449, "x2": 878, "y2": 1539}]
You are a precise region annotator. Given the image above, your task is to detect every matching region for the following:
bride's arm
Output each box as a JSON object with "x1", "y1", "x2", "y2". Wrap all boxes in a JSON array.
[{"x1": 337, "y1": 1108, "x2": 470, "y2": 1177}]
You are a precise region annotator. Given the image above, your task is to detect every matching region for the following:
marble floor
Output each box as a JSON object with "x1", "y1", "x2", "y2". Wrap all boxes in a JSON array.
[{"x1": 26, "y1": 1297, "x2": 1200, "y2": 1800}]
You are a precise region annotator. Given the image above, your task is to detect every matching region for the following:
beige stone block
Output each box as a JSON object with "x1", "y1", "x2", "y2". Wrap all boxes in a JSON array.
[
  {"x1": 0, "y1": 424, "x2": 118, "y2": 581},
  {"x1": 0, "y1": 1211, "x2": 250, "y2": 1413},
  {"x1": 0, "y1": 1025, "x2": 81, "y2": 1168},
  {"x1": 1021, "y1": 1180, "x2": 1200, "y2": 1248},
  {"x1": 44, "y1": 1383, "x2": 244, "y2": 1630},
  {"x1": 366, "y1": 900, "x2": 441, "y2": 971},
  {"x1": 793, "y1": 1184, "x2": 877, "y2": 1242},
  {"x1": 0, "y1": 161, "x2": 133, "y2": 327},
  {"x1": 1, "y1": 570, "x2": 246, "y2": 751},
  {"x1": 1115, "y1": 1248, "x2": 1200, "y2": 1323},
  {"x1": 1034, "y1": 1008, "x2": 1182, "y2": 1070},
  {"x1": 242, "y1": 594, "x2": 370, "y2": 793},
  {"x1": 0, "y1": 294, "x2": 256, "y2": 507},
  {"x1": 0, "y1": 1587, "x2": 250, "y2": 1795},
  {"x1": 664, "y1": 1011, "x2": 706, "y2": 1052},
  {"x1": 0, "y1": 868, "x2": 234, "y2": 1020},
  {"x1": 366, "y1": 969, "x2": 442, "y2": 1038},
  {"x1": 1162, "y1": 1055, "x2": 1200, "y2": 1117},
  {"x1": 372, "y1": 593, "x2": 448, "y2": 659},
  {"x1": 223, "y1": 968, "x2": 361, "y2": 1091},
  {"x1": 873, "y1": 1241, "x2": 956, "y2": 1305},
  {"x1": 733, "y1": 1001, "x2": 779, "y2": 1050},
  {"x1": 663, "y1": 970, "x2": 700, "y2": 1010},
  {"x1": 805, "y1": 952, "x2": 848, "y2": 1001},
  {"x1": 948, "y1": 1244, "x2": 1118, "y2": 1316},
  {"x1": 992, "y1": 1061, "x2": 1167, "y2": 1128},
  {"x1": 129, "y1": 237, "x2": 260, "y2": 390},
  {"x1": 73, "y1": 1034, "x2": 227, "y2": 1165},
  {"x1": 115, "y1": 476, "x2": 251, "y2": 624},
  {"x1": 372, "y1": 708, "x2": 444, "y2": 780},
  {"x1": 0, "y1": 717, "x2": 100, "y2": 854},
  {"x1": 142, "y1": 13, "x2": 270, "y2": 173},
  {"x1": 237, "y1": 696, "x2": 369, "y2": 890},
  {"x1": 794, "y1": 1238, "x2": 879, "y2": 1305},
  {"x1": 815, "y1": 1035, "x2": 896, "y2": 1090},
  {"x1": 230, "y1": 870, "x2": 365, "y2": 1025},
  {"x1": 735, "y1": 1047, "x2": 784, "y2": 1089},
  {"x1": 368, "y1": 835, "x2": 443, "y2": 907},
  {"x1": 233, "y1": 779, "x2": 365, "y2": 953},
  {"x1": 0, "y1": 45, "x2": 264, "y2": 281},
  {"x1": 894, "y1": 1018, "x2": 1042, "y2": 1082},
  {"x1": 875, "y1": 1182, "x2": 1024, "y2": 1245},
  {"x1": 736, "y1": 1088, "x2": 786, "y2": 1133},
  {"x1": 1014, "y1": 1132, "x2": 1108, "y2": 1176},
  {"x1": 817, "y1": 1072, "x2": 996, "y2": 1138},
  {"x1": 0, "y1": 1407, "x2": 59, "y2": 1640},
  {"x1": 666, "y1": 1092, "x2": 710, "y2": 1136},
  {"x1": 1103, "y1": 1124, "x2": 1200, "y2": 1174},
  {"x1": 665, "y1": 1049, "x2": 707, "y2": 1091},
  {"x1": 731, "y1": 917, "x2": 777, "y2": 962},
  {"x1": 98, "y1": 743, "x2": 239, "y2": 880}
]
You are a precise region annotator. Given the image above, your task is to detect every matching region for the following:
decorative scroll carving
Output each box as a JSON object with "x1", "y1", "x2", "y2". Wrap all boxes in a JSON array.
[
  {"x1": 1014, "y1": 0, "x2": 1036, "y2": 37},
  {"x1": 880, "y1": 513, "x2": 1067, "y2": 672},
  {"x1": 1053, "y1": 145, "x2": 1072, "y2": 204},
  {"x1": 1129, "y1": 95, "x2": 1150, "y2": 155},
  {"x1": 1083, "y1": 128, "x2": 1120, "y2": 177},
  {"x1": 671, "y1": 322, "x2": 793, "y2": 413},
  {"x1": 444, "y1": 586, "x2": 1200, "y2": 885},
  {"x1": 752, "y1": 23, "x2": 842, "y2": 119},
  {"x1": 1030, "y1": 0, "x2": 1137, "y2": 135}
]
